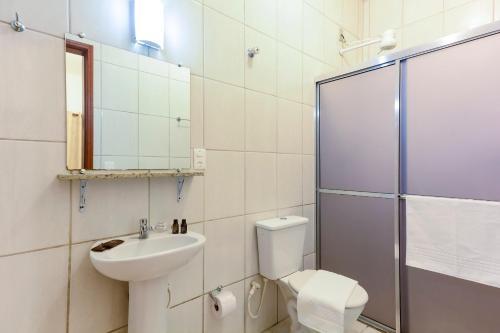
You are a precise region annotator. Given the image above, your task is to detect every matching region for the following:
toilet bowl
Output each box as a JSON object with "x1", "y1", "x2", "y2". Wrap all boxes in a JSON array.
[
  {"x1": 276, "y1": 270, "x2": 368, "y2": 332},
  {"x1": 255, "y1": 216, "x2": 369, "y2": 333}
]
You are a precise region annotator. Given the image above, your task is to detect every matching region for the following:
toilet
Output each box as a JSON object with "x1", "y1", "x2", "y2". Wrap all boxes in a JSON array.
[{"x1": 256, "y1": 216, "x2": 369, "y2": 332}]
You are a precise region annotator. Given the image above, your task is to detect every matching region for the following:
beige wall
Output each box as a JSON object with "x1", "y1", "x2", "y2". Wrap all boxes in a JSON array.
[
  {"x1": 362, "y1": 0, "x2": 500, "y2": 60},
  {"x1": 0, "y1": 0, "x2": 363, "y2": 332}
]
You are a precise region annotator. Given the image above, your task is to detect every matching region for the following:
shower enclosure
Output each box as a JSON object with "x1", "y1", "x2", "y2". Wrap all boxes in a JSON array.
[{"x1": 316, "y1": 21, "x2": 500, "y2": 333}]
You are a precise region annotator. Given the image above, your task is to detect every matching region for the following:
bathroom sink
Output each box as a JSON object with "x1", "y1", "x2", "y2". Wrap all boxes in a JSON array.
[
  {"x1": 90, "y1": 231, "x2": 205, "y2": 281},
  {"x1": 89, "y1": 231, "x2": 205, "y2": 333}
]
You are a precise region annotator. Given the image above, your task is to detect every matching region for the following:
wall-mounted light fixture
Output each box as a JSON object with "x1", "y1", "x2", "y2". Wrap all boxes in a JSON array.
[{"x1": 134, "y1": 0, "x2": 165, "y2": 50}]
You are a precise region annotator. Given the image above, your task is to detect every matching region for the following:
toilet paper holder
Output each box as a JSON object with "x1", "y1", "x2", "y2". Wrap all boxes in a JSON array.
[{"x1": 209, "y1": 285, "x2": 224, "y2": 310}]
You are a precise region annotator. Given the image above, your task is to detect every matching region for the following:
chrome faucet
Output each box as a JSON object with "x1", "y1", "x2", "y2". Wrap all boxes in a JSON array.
[{"x1": 139, "y1": 218, "x2": 151, "y2": 239}]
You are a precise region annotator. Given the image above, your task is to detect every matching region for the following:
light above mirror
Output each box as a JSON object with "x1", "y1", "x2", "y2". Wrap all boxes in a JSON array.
[{"x1": 134, "y1": 0, "x2": 165, "y2": 50}]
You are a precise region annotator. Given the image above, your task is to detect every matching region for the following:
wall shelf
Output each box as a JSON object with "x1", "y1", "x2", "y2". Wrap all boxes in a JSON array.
[
  {"x1": 57, "y1": 169, "x2": 204, "y2": 212},
  {"x1": 57, "y1": 169, "x2": 204, "y2": 180}
]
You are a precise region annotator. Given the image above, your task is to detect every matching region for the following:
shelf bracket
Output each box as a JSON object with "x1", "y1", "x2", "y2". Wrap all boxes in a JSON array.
[
  {"x1": 176, "y1": 176, "x2": 185, "y2": 202},
  {"x1": 79, "y1": 180, "x2": 88, "y2": 212}
]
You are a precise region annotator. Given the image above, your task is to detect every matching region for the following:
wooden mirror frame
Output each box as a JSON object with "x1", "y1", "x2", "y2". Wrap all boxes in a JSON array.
[{"x1": 66, "y1": 39, "x2": 94, "y2": 169}]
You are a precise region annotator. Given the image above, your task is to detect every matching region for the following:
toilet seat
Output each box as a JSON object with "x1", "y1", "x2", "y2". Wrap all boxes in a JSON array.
[{"x1": 287, "y1": 270, "x2": 369, "y2": 309}]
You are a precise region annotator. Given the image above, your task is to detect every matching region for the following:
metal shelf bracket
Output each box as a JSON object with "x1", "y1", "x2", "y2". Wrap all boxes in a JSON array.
[
  {"x1": 176, "y1": 176, "x2": 185, "y2": 202},
  {"x1": 79, "y1": 180, "x2": 88, "y2": 212}
]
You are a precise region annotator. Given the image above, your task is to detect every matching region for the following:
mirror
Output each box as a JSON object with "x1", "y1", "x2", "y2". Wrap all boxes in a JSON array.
[{"x1": 65, "y1": 34, "x2": 191, "y2": 170}]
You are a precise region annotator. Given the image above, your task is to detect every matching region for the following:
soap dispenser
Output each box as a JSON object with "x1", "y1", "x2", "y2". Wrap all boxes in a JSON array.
[
  {"x1": 172, "y1": 219, "x2": 179, "y2": 234},
  {"x1": 180, "y1": 219, "x2": 187, "y2": 234}
]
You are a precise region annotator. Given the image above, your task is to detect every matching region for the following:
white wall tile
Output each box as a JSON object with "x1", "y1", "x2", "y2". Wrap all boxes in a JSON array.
[
  {"x1": 445, "y1": 0, "x2": 473, "y2": 10},
  {"x1": 94, "y1": 108, "x2": 102, "y2": 156},
  {"x1": 94, "y1": 61, "x2": 102, "y2": 108},
  {"x1": 306, "y1": 0, "x2": 325, "y2": 12},
  {"x1": 102, "y1": 63, "x2": 138, "y2": 113},
  {"x1": 170, "y1": 64, "x2": 191, "y2": 82},
  {"x1": 102, "y1": 44, "x2": 138, "y2": 69},
  {"x1": 303, "y1": 155, "x2": 315, "y2": 205},
  {"x1": 170, "y1": 79, "x2": 191, "y2": 119},
  {"x1": 245, "y1": 28, "x2": 277, "y2": 95},
  {"x1": 278, "y1": 99, "x2": 303, "y2": 154},
  {"x1": 324, "y1": 19, "x2": 342, "y2": 69},
  {"x1": 277, "y1": 0, "x2": 303, "y2": 50},
  {"x1": 69, "y1": 242, "x2": 128, "y2": 333},
  {"x1": 101, "y1": 155, "x2": 139, "y2": 169},
  {"x1": 245, "y1": 0, "x2": 277, "y2": 37},
  {"x1": 0, "y1": 247, "x2": 68, "y2": 333},
  {"x1": 204, "y1": 79, "x2": 245, "y2": 150},
  {"x1": 139, "y1": 156, "x2": 170, "y2": 169},
  {"x1": 245, "y1": 90, "x2": 277, "y2": 152},
  {"x1": 0, "y1": 141, "x2": 69, "y2": 256},
  {"x1": 277, "y1": 154, "x2": 303, "y2": 208},
  {"x1": 0, "y1": 0, "x2": 68, "y2": 36},
  {"x1": 167, "y1": 296, "x2": 203, "y2": 333},
  {"x1": 170, "y1": 119, "x2": 191, "y2": 157},
  {"x1": 369, "y1": 0, "x2": 402, "y2": 36},
  {"x1": 168, "y1": 223, "x2": 204, "y2": 306},
  {"x1": 444, "y1": 0, "x2": 493, "y2": 35},
  {"x1": 302, "y1": 104, "x2": 315, "y2": 155},
  {"x1": 171, "y1": 157, "x2": 191, "y2": 169},
  {"x1": 342, "y1": 0, "x2": 361, "y2": 34},
  {"x1": 245, "y1": 152, "x2": 277, "y2": 214},
  {"x1": 191, "y1": 75, "x2": 204, "y2": 148},
  {"x1": 277, "y1": 43, "x2": 303, "y2": 103},
  {"x1": 303, "y1": 55, "x2": 327, "y2": 106},
  {"x1": 303, "y1": 204, "x2": 316, "y2": 255},
  {"x1": 204, "y1": 280, "x2": 245, "y2": 333},
  {"x1": 496, "y1": 0, "x2": 500, "y2": 20},
  {"x1": 204, "y1": 217, "x2": 245, "y2": 291},
  {"x1": 402, "y1": 14, "x2": 444, "y2": 48},
  {"x1": 101, "y1": 109, "x2": 138, "y2": 156},
  {"x1": 0, "y1": 26, "x2": 65, "y2": 141},
  {"x1": 204, "y1": 8, "x2": 245, "y2": 86},
  {"x1": 164, "y1": 0, "x2": 204, "y2": 76},
  {"x1": 150, "y1": 176, "x2": 204, "y2": 225},
  {"x1": 404, "y1": 0, "x2": 444, "y2": 24},
  {"x1": 325, "y1": 0, "x2": 343, "y2": 23},
  {"x1": 245, "y1": 276, "x2": 278, "y2": 333},
  {"x1": 205, "y1": 0, "x2": 244, "y2": 22},
  {"x1": 303, "y1": 4, "x2": 325, "y2": 60},
  {"x1": 303, "y1": 253, "x2": 317, "y2": 270},
  {"x1": 139, "y1": 115, "x2": 170, "y2": 157},
  {"x1": 245, "y1": 211, "x2": 277, "y2": 277},
  {"x1": 139, "y1": 72, "x2": 169, "y2": 117},
  {"x1": 205, "y1": 150, "x2": 245, "y2": 220},
  {"x1": 139, "y1": 55, "x2": 170, "y2": 77},
  {"x1": 72, "y1": 179, "x2": 149, "y2": 243}
]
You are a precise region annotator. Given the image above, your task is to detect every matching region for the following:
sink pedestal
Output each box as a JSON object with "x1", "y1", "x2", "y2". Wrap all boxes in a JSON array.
[{"x1": 128, "y1": 276, "x2": 168, "y2": 333}]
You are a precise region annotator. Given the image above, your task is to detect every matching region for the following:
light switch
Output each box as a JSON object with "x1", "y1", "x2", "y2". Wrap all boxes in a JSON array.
[{"x1": 193, "y1": 148, "x2": 206, "y2": 170}]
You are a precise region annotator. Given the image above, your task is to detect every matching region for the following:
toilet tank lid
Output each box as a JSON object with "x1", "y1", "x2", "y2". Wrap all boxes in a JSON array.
[{"x1": 256, "y1": 216, "x2": 308, "y2": 231}]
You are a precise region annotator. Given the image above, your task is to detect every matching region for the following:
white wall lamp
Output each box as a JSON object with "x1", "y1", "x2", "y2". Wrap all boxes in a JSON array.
[
  {"x1": 339, "y1": 29, "x2": 397, "y2": 56},
  {"x1": 134, "y1": 0, "x2": 165, "y2": 50}
]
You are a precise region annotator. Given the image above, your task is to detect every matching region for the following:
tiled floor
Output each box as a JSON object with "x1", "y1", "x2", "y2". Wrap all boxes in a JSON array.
[{"x1": 265, "y1": 318, "x2": 384, "y2": 333}]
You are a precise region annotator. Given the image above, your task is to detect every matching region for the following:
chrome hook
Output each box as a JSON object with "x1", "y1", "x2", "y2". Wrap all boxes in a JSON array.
[
  {"x1": 247, "y1": 47, "x2": 260, "y2": 58},
  {"x1": 10, "y1": 12, "x2": 26, "y2": 32}
]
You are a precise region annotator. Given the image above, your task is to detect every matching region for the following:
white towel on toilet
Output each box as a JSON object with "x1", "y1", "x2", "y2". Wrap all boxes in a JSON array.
[{"x1": 297, "y1": 270, "x2": 358, "y2": 333}]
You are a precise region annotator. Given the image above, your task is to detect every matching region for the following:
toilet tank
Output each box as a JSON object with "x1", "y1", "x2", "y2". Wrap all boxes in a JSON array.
[{"x1": 256, "y1": 216, "x2": 309, "y2": 280}]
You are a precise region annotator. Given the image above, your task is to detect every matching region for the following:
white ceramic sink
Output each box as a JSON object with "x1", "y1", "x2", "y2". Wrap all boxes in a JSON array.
[
  {"x1": 90, "y1": 231, "x2": 205, "y2": 333},
  {"x1": 90, "y1": 232, "x2": 205, "y2": 281}
]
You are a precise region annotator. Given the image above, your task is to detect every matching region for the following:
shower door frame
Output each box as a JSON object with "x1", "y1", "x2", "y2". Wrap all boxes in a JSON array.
[{"x1": 315, "y1": 20, "x2": 500, "y2": 333}]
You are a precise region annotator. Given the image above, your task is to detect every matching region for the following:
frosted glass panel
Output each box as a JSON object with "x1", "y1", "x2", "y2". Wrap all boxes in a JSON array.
[
  {"x1": 320, "y1": 193, "x2": 396, "y2": 328},
  {"x1": 405, "y1": 33, "x2": 500, "y2": 201},
  {"x1": 319, "y1": 65, "x2": 396, "y2": 193}
]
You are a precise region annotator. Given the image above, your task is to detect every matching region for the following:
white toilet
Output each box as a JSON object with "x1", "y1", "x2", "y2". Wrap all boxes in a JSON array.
[{"x1": 256, "y1": 216, "x2": 369, "y2": 332}]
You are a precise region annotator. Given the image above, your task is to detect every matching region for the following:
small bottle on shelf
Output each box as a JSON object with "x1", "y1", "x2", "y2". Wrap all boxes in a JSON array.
[
  {"x1": 180, "y1": 219, "x2": 187, "y2": 234},
  {"x1": 172, "y1": 219, "x2": 179, "y2": 234}
]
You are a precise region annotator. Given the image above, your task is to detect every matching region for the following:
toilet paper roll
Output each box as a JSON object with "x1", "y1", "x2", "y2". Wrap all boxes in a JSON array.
[{"x1": 211, "y1": 290, "x2": 237, "y2": 319}]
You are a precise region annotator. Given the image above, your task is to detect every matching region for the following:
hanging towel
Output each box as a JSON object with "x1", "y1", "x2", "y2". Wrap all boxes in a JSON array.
[
  {"x1": 406, "y1": 195, "x2": 500, "y2": 288},
  {"x1": 297, "y1": 270, "x2": 358, "y2": 333}
]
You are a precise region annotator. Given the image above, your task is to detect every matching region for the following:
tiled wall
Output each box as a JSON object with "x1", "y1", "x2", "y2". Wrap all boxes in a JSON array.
[
  {"x1": 362, "y1": 0, "x2": 500, "y2": 59},
  {"x1": 0, "y1": 0, "x2": 363, "y2": 332},
  {"x1": 88, "y1": 42, "x2": 191, "y2": 170}
]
